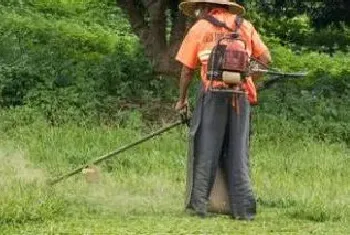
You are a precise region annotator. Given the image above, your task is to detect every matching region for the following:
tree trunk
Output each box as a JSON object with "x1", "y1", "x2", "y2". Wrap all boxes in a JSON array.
[{"x1": 116, "y1": 0, "x2": 189, "y2": 76}]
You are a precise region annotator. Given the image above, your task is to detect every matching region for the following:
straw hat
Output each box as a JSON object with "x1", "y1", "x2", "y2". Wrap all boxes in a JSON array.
[{"x1": 179, "y1": 0, "x2": 246, "y2": 17}]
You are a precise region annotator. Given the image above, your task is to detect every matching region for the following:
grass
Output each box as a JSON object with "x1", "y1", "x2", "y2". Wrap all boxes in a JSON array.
[
  {"x1": 0, "y1": 0, "x2": 349, "y2": 233},
  {"x1": 0, "y1": 113, "x2": 349, "y2": 234},
  {"x1": 3, "y1": 213, "x2": 350, "y2": 235}
]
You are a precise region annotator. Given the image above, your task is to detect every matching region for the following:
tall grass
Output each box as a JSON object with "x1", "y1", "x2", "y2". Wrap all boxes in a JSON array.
[
  {"x1": 0, "y1": 1, "x2": 349, "y2": 232},
  {"x1": 0, "y1": 110, "x2": 349, "y2": 233}
]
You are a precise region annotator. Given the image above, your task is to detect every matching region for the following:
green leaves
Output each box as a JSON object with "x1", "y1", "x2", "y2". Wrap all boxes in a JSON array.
[{"x1": 0, "y1": 1, "x2": 159, "y2": 125}]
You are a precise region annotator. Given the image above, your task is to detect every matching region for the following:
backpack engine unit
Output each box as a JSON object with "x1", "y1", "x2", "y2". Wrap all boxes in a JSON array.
[{"x1": 205, "y1": 15, "x2": 249, "y2": 94}]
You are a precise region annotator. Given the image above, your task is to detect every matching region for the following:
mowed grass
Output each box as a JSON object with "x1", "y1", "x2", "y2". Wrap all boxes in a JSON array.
[{"x1": 0, "y1": 115, "x2": 349, "y2": 234}]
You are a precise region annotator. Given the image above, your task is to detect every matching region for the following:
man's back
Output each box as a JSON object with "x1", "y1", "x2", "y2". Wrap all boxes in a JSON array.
[{"x1": 176, "y1": 7, "x2": 269, "y2": 103}]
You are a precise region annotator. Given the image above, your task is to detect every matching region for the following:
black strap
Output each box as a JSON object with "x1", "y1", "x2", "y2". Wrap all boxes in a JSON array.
[
  {"x1": 234, "y1": 15, "x2": 244, "y2": 32},
  {"x1": 202, "y1": 15, "x2": 244, "y2": 33}
]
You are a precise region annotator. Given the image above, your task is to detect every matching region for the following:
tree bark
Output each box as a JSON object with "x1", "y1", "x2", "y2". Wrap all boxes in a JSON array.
[{"x1": 116, "y1": 0, "x2": 188, "y2": 76}]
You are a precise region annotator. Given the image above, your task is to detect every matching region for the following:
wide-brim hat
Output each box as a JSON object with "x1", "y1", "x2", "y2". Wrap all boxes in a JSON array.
[{"x1": 179, "y1": 0, "x2": 246, "y2": 17}]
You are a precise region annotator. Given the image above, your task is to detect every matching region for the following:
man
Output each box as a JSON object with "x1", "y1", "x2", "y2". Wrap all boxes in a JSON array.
[{"x1": 175, "y1": 0, "x2": 271, "y2": 220}]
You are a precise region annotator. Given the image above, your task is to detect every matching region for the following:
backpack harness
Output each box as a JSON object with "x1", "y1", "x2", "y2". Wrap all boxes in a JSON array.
[{"x1": 203, "y1": 15, "x2": 249, "y2": 112}]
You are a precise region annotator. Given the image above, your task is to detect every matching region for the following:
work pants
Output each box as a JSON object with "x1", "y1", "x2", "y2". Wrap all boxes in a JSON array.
[{"x1": 185, "y1": 86, "x2": 256, "y2": 220}]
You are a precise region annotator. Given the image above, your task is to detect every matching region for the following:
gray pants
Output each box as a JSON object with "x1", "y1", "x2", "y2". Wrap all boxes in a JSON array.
[{"x1": 185, "y1": 86, "x2": 256, "y2": 219}]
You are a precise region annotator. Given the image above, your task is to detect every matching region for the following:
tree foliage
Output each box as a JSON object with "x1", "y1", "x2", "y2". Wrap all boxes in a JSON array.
[
  {"x1": 243, "y1": 0, "x2": 350, "y2": 53},
  {"x1": 0, "y1": 1, "x2": 172, "y2": 125},
  {"x1": 252, "y1": 0, "x2": 350, "y2": 28},
  {"x1": 116, "y1": 0, "x2": 349, "y2": 71},
  {"x1": 0, "y1": 1, "x2": 349, "y2": 143}
]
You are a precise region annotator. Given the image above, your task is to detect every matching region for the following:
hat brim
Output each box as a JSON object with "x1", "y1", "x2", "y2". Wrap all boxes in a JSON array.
[{"x1": 179, "y1": 1, "x2": 246, "y2": 17}]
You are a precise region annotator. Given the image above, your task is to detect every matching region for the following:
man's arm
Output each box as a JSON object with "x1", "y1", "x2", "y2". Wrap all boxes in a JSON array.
[
  {"x1": 257, "y1": 51, "x2": 272, "y2": 67},
  {"x1": 250, "y1": 24, "x2": 272, "y2": 81},
  {"x1": 179, "y1": 66, "x2": 194, "y2": 102},
  {"x1": 251, "y1": 51, "x2": 272, "y2": 81},
  {"x1": 175, "y1": 65, "x2": 194, "y2": 111},
  {"x1": 174, "y1": 22, "x2": 200, "y2": 111}
]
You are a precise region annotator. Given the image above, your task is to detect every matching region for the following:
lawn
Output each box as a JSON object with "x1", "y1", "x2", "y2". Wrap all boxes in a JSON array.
[{"x1": 0, "y1": 119, "x2": 349, "y2": 234}]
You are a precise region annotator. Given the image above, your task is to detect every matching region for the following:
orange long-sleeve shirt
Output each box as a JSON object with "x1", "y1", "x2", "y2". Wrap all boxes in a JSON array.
[{"x1": 176, "y1": 8, "x2": 270, "y2": 104}]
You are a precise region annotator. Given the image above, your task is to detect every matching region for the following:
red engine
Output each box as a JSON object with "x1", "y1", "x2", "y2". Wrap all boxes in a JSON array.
[{"x1": 222, "y1": 43, "x2": 249, "y2": 73}]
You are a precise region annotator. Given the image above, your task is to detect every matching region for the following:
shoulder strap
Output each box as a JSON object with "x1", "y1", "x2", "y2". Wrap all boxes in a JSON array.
[
  {"x1": 202, "y1": 15, "x2": 244, "y2": 33},
  {"x1": 234, "y1": 15, "x2": 244, "y2": 32},
  {"x1": 202, "y1": 15, "x2": 233, "y2": 31}
]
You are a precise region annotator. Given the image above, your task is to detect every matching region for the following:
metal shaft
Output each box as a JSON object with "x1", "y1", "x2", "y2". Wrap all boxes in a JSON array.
[
  {"x1": 251, "y1": 68, "x2": 308, "y2": 77},
  {"x1": 47, "y1": 120, "x2": 184, "y2": 186}
]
